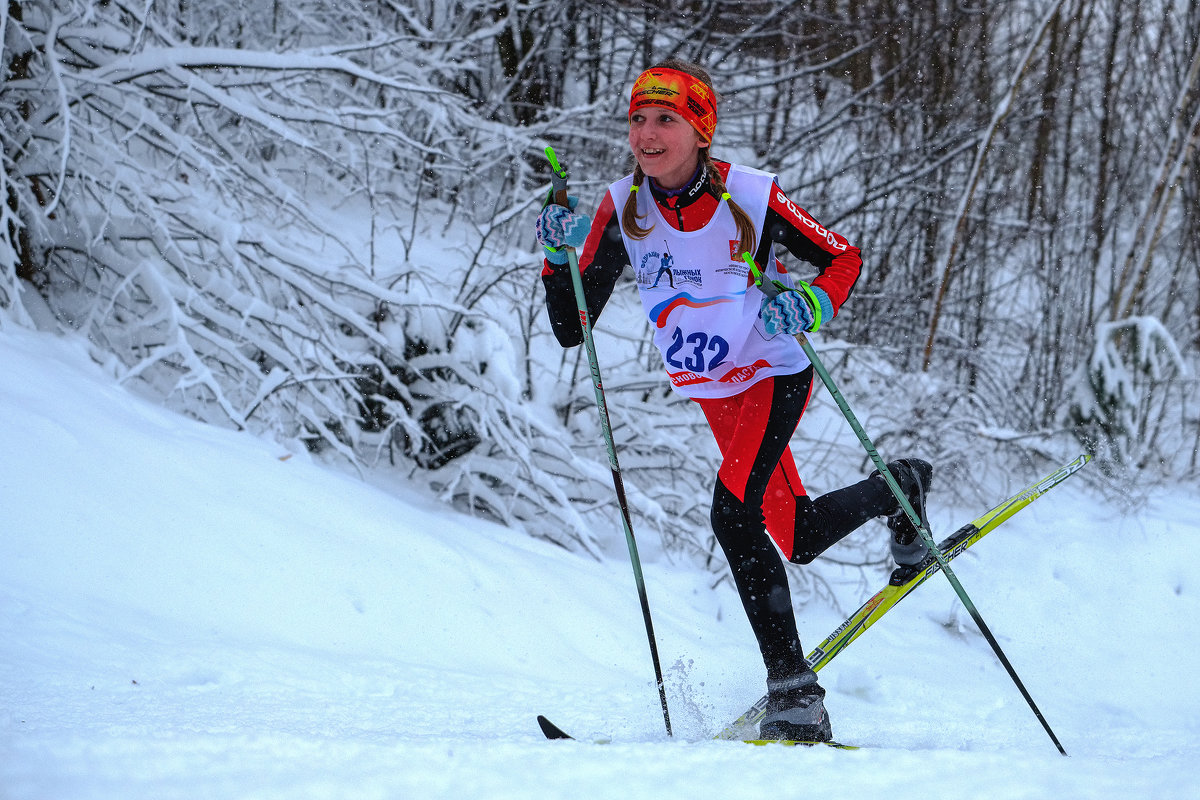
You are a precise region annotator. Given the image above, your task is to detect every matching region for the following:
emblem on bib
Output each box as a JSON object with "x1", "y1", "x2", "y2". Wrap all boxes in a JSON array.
[{"x1": 637, "y1": 250, "x2": 702, "y2": 291}]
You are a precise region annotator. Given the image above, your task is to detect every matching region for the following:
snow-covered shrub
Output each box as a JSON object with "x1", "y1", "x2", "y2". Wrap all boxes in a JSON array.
[
  {"x1": 3, "y1": 0, "x2": 1197, "y2": 569},
  {"x1": 1068, "y1": 317, "x2": 1190, "y2": 476}
]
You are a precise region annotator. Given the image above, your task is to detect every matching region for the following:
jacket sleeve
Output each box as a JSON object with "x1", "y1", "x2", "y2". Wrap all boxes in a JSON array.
[
  {"x1": 756, "y1": 183, "x2": 863, "y2": 318},
  {"x1": 540, "y1": 191, "x2": 630, "y2": 348}
]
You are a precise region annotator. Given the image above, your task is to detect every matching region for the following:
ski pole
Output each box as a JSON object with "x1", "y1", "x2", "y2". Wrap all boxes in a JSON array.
[
  {"x1": 545, "y1": 147, "x2": 672, "y2": 737},
  {"x1": 744, "y1": 253, "x2": 1067, "y2": 756}
]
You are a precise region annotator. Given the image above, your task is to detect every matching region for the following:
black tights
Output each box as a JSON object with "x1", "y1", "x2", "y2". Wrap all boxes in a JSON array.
[{"x1": 708, "y1": 371, "x2": 894, "y2": 680}]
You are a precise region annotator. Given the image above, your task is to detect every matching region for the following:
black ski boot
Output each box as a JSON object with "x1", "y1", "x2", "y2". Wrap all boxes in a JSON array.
[
  {"x1": 874, "y1": 458, "x2": 934, "y2": 567},
  {"x1": 758, "y1": 671, "x2": 832, "y2": 742}
]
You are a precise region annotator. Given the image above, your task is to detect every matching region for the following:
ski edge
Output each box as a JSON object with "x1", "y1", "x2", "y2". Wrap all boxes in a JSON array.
[{"x1": 743, "y1": 738, "x2": 859, "y2": 750}]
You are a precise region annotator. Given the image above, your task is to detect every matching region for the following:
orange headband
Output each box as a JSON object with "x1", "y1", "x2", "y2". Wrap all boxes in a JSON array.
[{"x1": 628, "y1": 67, "x2": 718, "y2": 143}]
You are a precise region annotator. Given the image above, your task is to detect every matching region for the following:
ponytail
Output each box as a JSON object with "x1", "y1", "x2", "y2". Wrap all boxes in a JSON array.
[{"x1": 621, "y1": 164, "x2": 652, "y2": 240}]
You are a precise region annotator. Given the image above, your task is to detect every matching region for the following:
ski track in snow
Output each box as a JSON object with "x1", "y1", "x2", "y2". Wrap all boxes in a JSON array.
[{"x1": 2, "y1": 326, "x2": 1198, "y2": 799}]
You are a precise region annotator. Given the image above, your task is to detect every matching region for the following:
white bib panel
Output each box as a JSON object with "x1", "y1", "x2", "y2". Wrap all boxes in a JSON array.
[{"x1": 608, "y1": 164, "x2": 810, "y2": 398}]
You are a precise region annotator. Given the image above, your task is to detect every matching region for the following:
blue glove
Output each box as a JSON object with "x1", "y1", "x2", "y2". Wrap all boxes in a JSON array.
[
  {"x1": 535, "y1": 200, "x2": 590, "y2": 265},
  {"x1": 760, "y1": 283, "x2": 833, "y2": 335}
]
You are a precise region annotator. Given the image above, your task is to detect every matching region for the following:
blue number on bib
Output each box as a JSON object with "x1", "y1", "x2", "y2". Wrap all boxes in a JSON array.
[
  {"x1": 707, "y1": 334, "x2": 729, "y2": 371},
  {"x1": 665, "y1": 327, "x2": 729, "y2": 373}
]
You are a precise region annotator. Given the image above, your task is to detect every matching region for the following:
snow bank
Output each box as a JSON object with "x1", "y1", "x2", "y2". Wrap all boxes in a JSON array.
[{"x1": 2, "y1": 327, "x2": 1198, "y2": 799}]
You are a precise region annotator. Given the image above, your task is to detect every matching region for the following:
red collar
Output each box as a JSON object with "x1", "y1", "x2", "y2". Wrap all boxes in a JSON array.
[{"x1": 647, "y1": 160, "x2": 732, "y2": 232}]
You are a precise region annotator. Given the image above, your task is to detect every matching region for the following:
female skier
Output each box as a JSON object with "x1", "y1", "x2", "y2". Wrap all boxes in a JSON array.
[{"x1": 534, "y1": 59, "x2": 933, "y2": 742}]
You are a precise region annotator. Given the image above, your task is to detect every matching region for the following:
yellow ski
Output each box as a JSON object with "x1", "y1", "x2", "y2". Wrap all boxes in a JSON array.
[{"x1": 715, "y1": 455, "x2": 1092, "y2": 741}]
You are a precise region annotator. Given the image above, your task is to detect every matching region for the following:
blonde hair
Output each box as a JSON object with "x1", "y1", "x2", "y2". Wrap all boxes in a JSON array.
[{"x1": 621, "y1": 59, "x2": 757, "y2": 257}]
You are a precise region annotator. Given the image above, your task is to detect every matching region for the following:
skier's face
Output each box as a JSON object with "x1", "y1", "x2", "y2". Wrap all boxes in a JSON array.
[{"x1": 629, "y1": 108, "x2": 706, "y2": 190}]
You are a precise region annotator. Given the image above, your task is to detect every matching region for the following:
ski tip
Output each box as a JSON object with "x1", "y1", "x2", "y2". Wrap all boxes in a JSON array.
[
  {"x1": 743, "y1": 738, "x2": 859, "y2": 750},
  {"x1": 537, "y1": 715, "x2": 574, "y2": 740}
]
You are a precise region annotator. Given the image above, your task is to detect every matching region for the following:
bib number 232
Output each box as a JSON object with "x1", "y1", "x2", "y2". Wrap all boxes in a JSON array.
[{"x1": 665, "y1": 327, "x2": 729, "y2": 373}]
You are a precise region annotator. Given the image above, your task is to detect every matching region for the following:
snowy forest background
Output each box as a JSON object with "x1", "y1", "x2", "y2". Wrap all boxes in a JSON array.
[{"x1": 2, "y1": 0, "x2": 1197, "y2": 567}]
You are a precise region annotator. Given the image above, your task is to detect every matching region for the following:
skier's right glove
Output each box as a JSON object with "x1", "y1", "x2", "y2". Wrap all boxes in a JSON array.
[{"x1": 535, "y1": 200, "x2": 590, "y2": 265}]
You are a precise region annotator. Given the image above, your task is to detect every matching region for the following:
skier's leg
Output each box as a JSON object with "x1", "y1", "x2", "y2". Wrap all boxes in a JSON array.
[
  {"x1": 788, "y1": 478, "x2": 896, "y2": 564},
  {"x1": 700, "y1": 373, "x2": 811, "y2": 681},
  {"x1": 701, "y1": 371, "x2": 835, "y2": 740}
]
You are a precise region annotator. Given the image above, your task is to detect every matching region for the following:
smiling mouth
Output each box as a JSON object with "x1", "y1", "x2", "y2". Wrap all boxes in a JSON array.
[{"x1": 641, "y1": 148, "x2": 665, "y2": 156}]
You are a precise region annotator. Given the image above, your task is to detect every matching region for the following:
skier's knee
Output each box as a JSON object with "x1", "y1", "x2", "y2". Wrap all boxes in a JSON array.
[{"x1": 789, "y1": 547, "x2": 818, "y2": 565}]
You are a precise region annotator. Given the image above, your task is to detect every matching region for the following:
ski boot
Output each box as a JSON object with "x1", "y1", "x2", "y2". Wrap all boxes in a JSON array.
[
  {"x1": 874, "y1": 458, "x2": 934, "y2": 567},
  {"x1": 758, "y1": 671, "x2": 833, "y2": 742}
]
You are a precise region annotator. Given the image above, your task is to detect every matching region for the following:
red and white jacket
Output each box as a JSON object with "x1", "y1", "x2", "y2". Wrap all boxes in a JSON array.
[{"x1": 542, "y1": 160, "x2": 862, "y2": 399}]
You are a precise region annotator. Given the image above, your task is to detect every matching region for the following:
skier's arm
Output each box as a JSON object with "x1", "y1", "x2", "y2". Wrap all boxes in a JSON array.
[
  {"x1": 541, "y1": 192, "x2": 629, "y2": 348},
  {"x1": 756, "y1": 183, "x2": 863, "y2": 320}
]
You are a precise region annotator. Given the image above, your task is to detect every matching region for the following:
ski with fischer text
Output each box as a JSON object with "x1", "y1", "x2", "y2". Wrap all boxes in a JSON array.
[{"x1": 713, "y1": 454, "x2": 1092, "y2": 741}]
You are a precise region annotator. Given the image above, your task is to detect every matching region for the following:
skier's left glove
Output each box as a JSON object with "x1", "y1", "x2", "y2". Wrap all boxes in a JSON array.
[
  {"x1": 535, "y1": 197, "x2": 590, "y2": 266},
  {"x1": 760, "y1": 282, "x2": 833, "y2": 335}
]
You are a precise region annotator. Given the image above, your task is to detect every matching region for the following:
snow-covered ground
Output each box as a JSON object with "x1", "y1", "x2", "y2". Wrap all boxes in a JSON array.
[{"x1": 2, "y1": 324, "x2": 1198, "y2": 799}]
